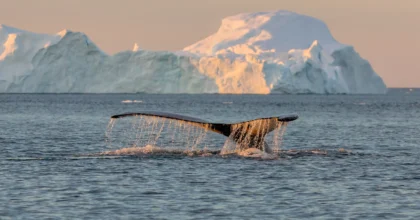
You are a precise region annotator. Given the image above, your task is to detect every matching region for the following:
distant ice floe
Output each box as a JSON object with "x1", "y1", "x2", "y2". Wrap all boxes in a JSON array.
[{"x1": 121, "y1": 100, "x2": 143, "y2": 103}]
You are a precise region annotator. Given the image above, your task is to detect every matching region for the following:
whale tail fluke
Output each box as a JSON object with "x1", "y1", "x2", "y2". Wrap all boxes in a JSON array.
[{"x1": 110, "y1": 111, "x2": 298, "y2": 152}]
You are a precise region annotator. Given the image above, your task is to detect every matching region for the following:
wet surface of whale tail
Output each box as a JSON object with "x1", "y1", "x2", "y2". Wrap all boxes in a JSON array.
[{"x1": 110, "y1": 111, "x2": 298, "y2": 152}]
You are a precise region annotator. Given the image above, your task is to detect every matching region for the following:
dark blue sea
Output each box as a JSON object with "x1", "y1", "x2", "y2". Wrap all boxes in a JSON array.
[{"x1": 1, "y1": 88, "x2": 419, "y2": 219}]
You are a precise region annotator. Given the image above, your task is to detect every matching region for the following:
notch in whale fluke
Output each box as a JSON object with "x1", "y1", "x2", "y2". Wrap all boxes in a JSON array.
[{"x1": 110, "y1": 111, "x2": 298, "y2": 152}]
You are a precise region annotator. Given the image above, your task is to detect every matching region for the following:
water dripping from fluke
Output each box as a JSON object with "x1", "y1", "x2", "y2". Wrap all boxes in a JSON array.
[{"x1": 103, "y1": 111, "x2": 298, "y2": 159}]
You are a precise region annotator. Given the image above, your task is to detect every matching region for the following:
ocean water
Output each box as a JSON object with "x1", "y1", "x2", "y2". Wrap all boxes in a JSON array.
[{"x1": 1, "y1": 89, "x2": 419, "y2": 219}]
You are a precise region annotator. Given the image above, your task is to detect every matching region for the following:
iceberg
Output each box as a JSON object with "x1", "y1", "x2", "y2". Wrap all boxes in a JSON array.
[{"x1": 0, "y1": 11, "x2": 387, "y2": 94}]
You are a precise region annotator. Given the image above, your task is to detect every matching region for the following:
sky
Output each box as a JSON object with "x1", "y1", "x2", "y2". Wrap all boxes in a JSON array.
[{"x1": 1, "y1": 0, "x2": 419, "y2": 87}]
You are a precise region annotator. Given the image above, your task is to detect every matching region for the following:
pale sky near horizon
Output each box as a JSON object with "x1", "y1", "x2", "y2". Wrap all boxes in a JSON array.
[{"x1": 1, "y1": 0, "x2": 419, "y2": 87}]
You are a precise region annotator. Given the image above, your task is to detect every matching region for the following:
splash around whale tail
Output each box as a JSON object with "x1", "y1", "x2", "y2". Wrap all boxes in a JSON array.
[{"x1": 110, "y1": 111, "x2": 298, "y2": 152}]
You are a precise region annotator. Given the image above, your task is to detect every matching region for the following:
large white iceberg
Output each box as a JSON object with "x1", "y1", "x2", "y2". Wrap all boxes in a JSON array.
[{"x1": 0, "y1": 11, "x2": 387, "y2": 94}]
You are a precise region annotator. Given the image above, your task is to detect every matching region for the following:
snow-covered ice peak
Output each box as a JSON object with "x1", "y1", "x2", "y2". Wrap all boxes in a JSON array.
[
  {"x1": 183, "y1": 10, "x2": 340, "y2": 56},
  {"x1": 0, "y1": 24, "x2": 25, "y2": 34},
  {"x1": 57, "y1": 29, "x2": 70, "y2": 38},
  {"x1": 133, "y1": 43, "x2": 140, "y2": 52}
]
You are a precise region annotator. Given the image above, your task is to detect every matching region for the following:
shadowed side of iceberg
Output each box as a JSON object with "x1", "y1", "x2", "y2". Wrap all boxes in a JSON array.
[
  {"x1": 331, "y1": 46, "x2": 387, "y2": 94},
  {"x1": 11, "y1": 31, "x2": 219, "y2": 93}
]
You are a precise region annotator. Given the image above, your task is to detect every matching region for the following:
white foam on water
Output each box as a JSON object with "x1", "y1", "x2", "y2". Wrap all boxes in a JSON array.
[
  {"x1": 236, "y1": 148, "x2": 278, "y2": 160},
  {"x1": 100, "y1": 145, "x2": 218, "y2": 157},
  {"x1": 100, "y1": 145, "x2": 280, "y2": 159},
  {"x1": 121, "y1": 100, "x2": 143, "y2": 103},
  {"x1": 101, "y1": 145, "x2": 171, "y2": 155}
]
